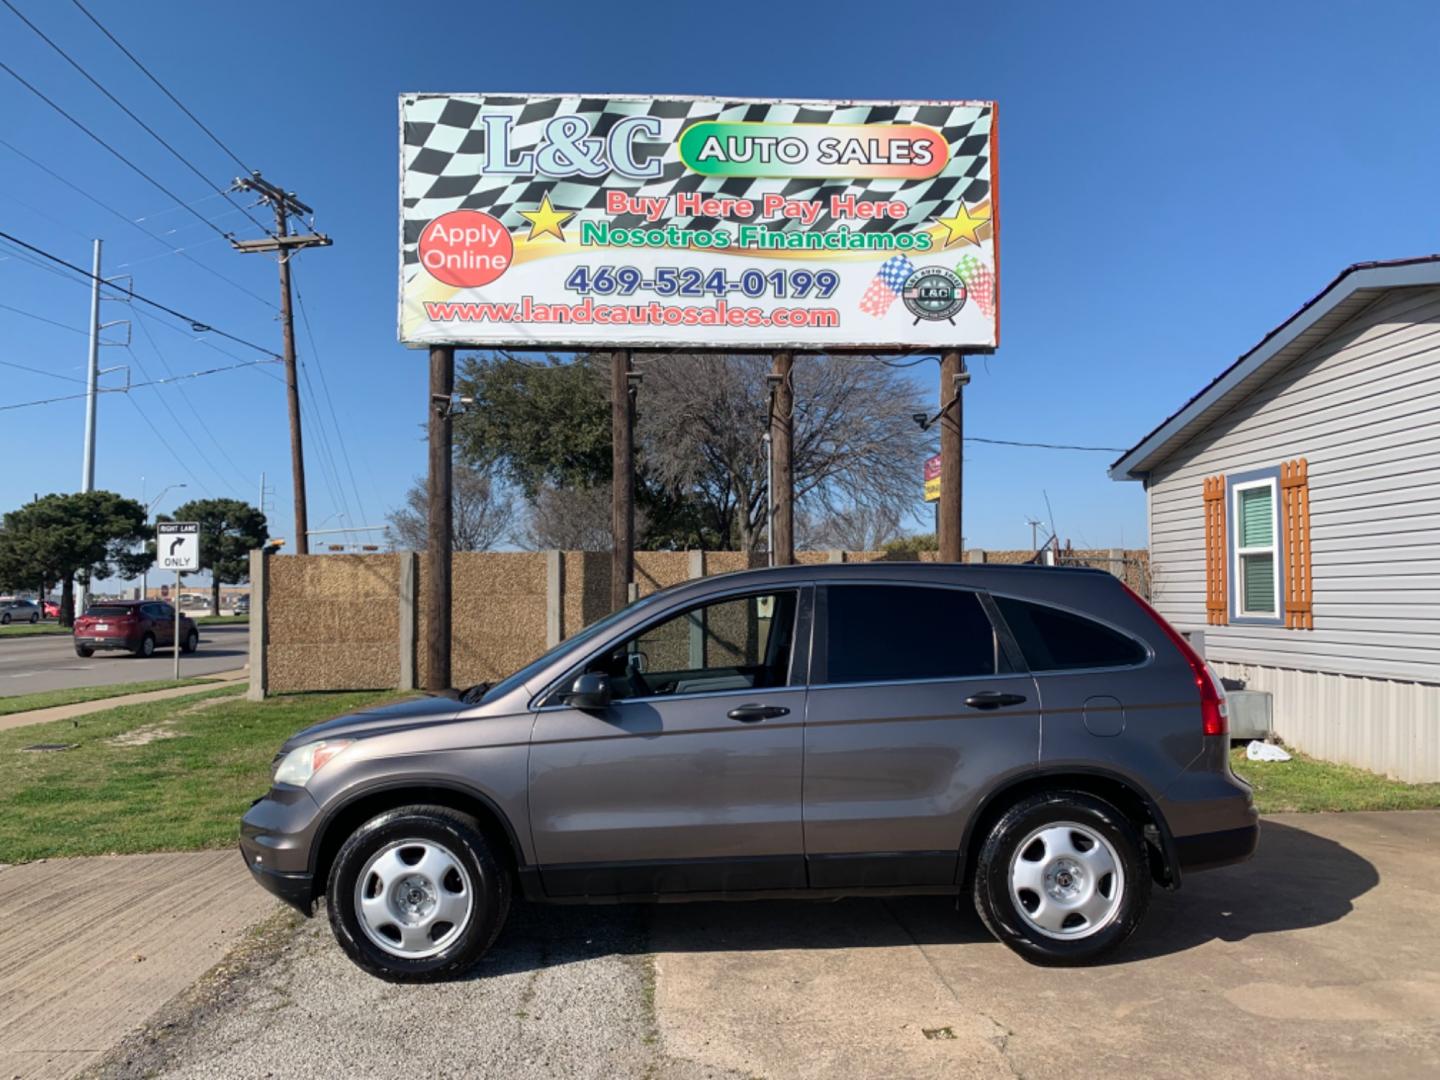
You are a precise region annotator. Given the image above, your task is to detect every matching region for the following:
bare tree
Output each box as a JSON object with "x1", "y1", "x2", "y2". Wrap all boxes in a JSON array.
[
  {"x1": 386, "y1": 464, "x2": 517, "y2": 552},
  {"x1": 798, "y1": 505, "x2": 905, "y2": 552},
  {"x1": 638, "y1": 354, "x2": 931, "y2": 551},
  {"x1": 515, "y1": 484, "x2": 646, "y2": 551}
]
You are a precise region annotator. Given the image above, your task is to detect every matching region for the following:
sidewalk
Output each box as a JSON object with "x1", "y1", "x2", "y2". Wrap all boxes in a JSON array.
[
  {"x1": 0, "y1": 851, "x2": 277, "y2": 1080},
  {"x1": 0, "y1": 670, "x2": 247, "y2": 733}
]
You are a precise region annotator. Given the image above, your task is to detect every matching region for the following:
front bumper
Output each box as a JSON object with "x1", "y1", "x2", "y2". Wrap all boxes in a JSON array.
[
  {"x1": 239, "y1": 785, "x2": 324, "y2": 915},
  {"x1": 241, "y1": 850, "x2": 315, "y2": 916}
]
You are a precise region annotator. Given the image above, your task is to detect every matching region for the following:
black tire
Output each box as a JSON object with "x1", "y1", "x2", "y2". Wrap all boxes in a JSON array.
[
  {"x1": 326, "y1": 805, "x2": 511, "y2": 982},
  {"x1": 135, "y1": 633, "x2": 156, "y2": 658},
  {"x1": 28, "y1": 612, "x2": 38, "y2": 624},
  {"x1": 0, "y1": 613, "x2": 9, "y2": 625},
  {"x1": 181, "y1": 629, "x2": 199, "y2": 654},
  {"x1": 75, "y1": 644, "x2": 94, "y2": 658},
  {"x1": 973, "y1": 791, "x2": 1149, "y2": 966}
]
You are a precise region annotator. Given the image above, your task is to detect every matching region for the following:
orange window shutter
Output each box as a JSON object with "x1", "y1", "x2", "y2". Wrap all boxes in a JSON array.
[
  {"x1": 1281, "y1": 458, "x2": 1313, "y2": 629},
  {"x1": 1202, "y1": 474, "x2": 1228, "y2": 625}
]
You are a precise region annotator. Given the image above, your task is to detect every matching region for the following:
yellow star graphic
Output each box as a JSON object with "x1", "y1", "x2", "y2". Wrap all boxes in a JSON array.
[
  {"x1": 936, "y1": 202, "x2": 990, "y2": 248},
  {"x1": 519, "y1": 193, "x2": 574, "y2": 243}
]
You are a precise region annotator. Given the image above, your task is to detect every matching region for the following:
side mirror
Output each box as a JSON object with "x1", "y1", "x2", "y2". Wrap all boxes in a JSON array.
[{"x1": 564, "y1": 672, "x2": 612, "y2": 710}]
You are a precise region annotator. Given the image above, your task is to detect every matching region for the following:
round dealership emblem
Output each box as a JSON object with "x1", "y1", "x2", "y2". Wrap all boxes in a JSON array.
[{"x1": 902, "y1": 267, "x2": 967, "y2": 323}]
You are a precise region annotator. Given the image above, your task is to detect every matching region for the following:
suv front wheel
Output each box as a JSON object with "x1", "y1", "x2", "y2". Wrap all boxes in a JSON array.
[
  {"x1": 326, "y1": 805, "x2": 511, "y2": 982},
  {"x1": 973, "y1": 791, "x2": 1149, "y2": 965}
]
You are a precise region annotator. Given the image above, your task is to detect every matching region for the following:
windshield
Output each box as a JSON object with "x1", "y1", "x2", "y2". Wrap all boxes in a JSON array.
[{"x1": 478, "y1": 589, "x2": 671, "y2": 706}]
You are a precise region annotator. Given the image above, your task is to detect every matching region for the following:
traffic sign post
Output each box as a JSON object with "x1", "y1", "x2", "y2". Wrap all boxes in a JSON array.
[{"x1": 157, "y1": 522, "x2": 200, "y2": 678}]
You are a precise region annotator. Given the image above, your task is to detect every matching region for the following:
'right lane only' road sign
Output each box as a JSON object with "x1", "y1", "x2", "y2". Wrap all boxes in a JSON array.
[{"x1": 157, "y1": 521, "x2": 200, "y2": 572}]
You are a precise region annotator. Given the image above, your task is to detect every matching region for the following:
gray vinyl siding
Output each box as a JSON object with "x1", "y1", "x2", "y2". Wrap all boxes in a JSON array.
[{"x1": 1145, "y1": 285, "x2": 1440, "y2": 684}]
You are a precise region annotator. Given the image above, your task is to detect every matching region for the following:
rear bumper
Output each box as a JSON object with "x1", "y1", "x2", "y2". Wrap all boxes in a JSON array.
[
  {"x1": 1174, "y1": 822, "x2": 1259, "y2": 872},
  {"x1": 74, "y1": 636, "x2": 138, "y2": 651}
]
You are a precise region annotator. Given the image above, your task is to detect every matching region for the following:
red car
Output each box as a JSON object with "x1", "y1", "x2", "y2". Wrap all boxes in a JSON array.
[
  {"x1": 43, "y1": 600, "x2": 59, "y2": 619},
  {"x1": 74, "y1": 600, "x2": 199, "y2": 658}
]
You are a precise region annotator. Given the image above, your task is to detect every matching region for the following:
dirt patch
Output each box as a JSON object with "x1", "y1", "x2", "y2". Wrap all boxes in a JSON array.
[{"x1": 106, "y1": 723, "x2": 184, "y2": 747}]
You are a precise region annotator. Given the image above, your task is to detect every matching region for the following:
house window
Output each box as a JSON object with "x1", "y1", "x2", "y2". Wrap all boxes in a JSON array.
[{"x1": 1233, "y1": 477, "x2": 1279, "y2": 617}]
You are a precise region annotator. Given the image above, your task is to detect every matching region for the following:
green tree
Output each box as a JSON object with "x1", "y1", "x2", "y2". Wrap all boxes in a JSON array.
[
  {"x1": 0, "y1": 492, "x2": 150, "y2": 624},
  {"x1": 159, "y1": 498, "x2": 268, "y2": 615}
]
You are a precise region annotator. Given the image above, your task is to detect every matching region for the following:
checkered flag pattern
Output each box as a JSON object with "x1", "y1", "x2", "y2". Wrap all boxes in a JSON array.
[
  {"x1": 954, "y1": 254, "x2": 996, "y2": 318},
  {"x1": 858, "y1": 255, "x2": 916, "y2": 317},
  {"x1": 401, "y1": 95, "x2": 994, "y2": 277}
]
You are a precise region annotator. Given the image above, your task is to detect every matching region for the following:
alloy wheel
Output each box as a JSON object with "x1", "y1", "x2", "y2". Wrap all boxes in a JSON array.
[
  {"x1": 1008, "y1": 821, "x2": 1125, "y2": 940},
  {"x1": 353, "y1": 839, "x2": 475, "y2": 959}
]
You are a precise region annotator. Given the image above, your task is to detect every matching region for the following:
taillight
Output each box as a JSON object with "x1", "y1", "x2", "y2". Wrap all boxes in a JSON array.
[{"x1": 1121, "y1": 583, "x2": 1228, "y2": 737}]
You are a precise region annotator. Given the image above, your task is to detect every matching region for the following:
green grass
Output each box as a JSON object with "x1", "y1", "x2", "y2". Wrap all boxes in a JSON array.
[
  {"x1": 0, "y1": 687, "x2": 404, "y2": 863},
  {"x1": 1233, "y1": 744, "x2": 1440, "y2": 813},
  {"x1": 0, "y1": 622, "x2": 71, "y2": 638},
  {"x1": 0, "y1": 678, "x2": 220, "y2": 717},
  {"x1": 196, "y1": 614, "x2": 248, "y2": 625}
]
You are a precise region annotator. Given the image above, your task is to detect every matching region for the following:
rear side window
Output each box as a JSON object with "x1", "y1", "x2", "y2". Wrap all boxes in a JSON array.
[
  {"x1": 994, "y1": 596, "x2": 1147, "y2": 672},
  {"x1": 825, "y1": 585, "x2": 995, "y2": 683}
]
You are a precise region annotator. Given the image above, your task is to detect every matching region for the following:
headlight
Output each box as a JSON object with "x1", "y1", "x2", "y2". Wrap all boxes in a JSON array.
[{"x1": 273, "y1": 739, "x2": 353, "y2": 786}]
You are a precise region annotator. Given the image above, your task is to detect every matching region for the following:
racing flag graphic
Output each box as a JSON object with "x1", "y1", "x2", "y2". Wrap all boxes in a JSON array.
[
  {"x1": 858, "y1": 255, "x2": 916, "y2": 318},
  {"x1": 955, "y1": 254, "x2": 996, "y2": 319}
]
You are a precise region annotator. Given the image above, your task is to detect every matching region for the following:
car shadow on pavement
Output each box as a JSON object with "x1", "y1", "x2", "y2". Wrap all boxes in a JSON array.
[
  {"x1": 471, "y1": 819, "x2": 1378, "y2": 977},
  {"x1": 1119, "y1": 819, "x2": 1379, "y2": 962}
]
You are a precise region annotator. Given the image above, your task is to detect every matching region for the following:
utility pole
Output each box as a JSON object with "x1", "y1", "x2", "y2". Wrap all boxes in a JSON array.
[
  {"x1": 769, "y1": 352, "x2": 794, "y2": 565},
  {"x1": 426, "y1": 347, "x2": 454, "y2": 690},
  {"x1": 81, "y1": 239, "x2": 101, "y2": 493},
  {"x1": 611, "y1": 350, "x2": 636, "y2": 611},
  {"x1": 938, "y1": 350, "x2": 967, "y2": 562},
  {"x1": 231, "y1": 174, "x2": 332, "y2": 556}
]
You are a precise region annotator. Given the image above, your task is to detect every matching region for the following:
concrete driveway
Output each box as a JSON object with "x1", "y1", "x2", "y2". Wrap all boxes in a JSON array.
[
  {"x1": 0, "y1": 624, "x2": 248, "y2": 696},
  {"x1": 89, "y1": 811, "x2": 1440, "y2": 1079}
]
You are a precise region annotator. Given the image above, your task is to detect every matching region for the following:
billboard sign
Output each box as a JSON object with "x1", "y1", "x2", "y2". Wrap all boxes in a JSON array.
[
  {"x1": 923, "y1": 453, "x2": 942, "y2": 502},
  {"x1": 400, "y1": 94, "x2": 998, "y2": 350}
]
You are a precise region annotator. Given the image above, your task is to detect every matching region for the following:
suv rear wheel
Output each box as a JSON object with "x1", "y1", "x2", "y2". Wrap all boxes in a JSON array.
[
  {"x1": 326, "y1": 805, "x2": 511, "y2": 982},
  {"x1": 135, "y1": 633, "x2": 156, "y2": 658},
  {"x1": 973, "y1": 791, "x2": 1149, "y2": 965}
]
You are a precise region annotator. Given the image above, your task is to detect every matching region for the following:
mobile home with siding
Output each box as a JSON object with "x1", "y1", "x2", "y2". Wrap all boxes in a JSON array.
[{"x1": 1111, "y1": 257, "x2": 1440, "y2": 782}]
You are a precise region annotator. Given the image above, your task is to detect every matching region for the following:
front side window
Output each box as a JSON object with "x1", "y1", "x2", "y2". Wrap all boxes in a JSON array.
[
  {"x1": 581, "y1": 590, "x2": 799, "y2": 703},
  {"x1": 1233, "y1": 478, "x2": 1279, "y2": 617},
  {"x1": 993, "y1": 596, "x2": 1147, "y2": 671},
  {"x1": 825, "y1": 585, "x2": 996, "y2": 684}
]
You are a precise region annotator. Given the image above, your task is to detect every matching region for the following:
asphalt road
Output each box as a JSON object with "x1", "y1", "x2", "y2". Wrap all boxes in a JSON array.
[{"x1": 0, "y1": 624, "x2": 248, "y2": 696}]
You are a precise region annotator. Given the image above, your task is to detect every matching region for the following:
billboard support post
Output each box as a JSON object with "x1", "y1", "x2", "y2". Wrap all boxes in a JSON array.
[
  {"x1": 770, "y1": 352, "x2": 794, "y2": 566},
  {"x1": 426, "y1": 345, "x2": 454, "y2": 690},
  {"x1": 939, "y1": 351, "x2": 965, "y2": 562},
  {"x1": 611, "y1": 350, "x2": 635, "y2": 611}
]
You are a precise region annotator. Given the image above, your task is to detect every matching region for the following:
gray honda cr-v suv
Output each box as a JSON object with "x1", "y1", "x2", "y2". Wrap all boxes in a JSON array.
[{"x1": 241, "y1": 563, "x2": 1257, "y2": 979}]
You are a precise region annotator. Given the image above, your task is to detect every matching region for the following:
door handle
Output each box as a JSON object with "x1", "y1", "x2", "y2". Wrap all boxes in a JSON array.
[
  {"x1": 964, "y1": 691, "x2": 1028, "y2": 710},
  {"x1": 726, "y1": 703, "x2": 790, "y2": 723}
]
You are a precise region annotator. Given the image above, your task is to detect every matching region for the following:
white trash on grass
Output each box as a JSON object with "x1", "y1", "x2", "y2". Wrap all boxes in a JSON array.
[{"x1": 1246, "y1": 741, "x2": 1292, "y2": 762}]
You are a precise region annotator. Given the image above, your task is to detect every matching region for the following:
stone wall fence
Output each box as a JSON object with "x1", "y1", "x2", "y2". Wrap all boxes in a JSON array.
[{"x1": 247, "y1": 547, "x2": 1148, "y2": 698}]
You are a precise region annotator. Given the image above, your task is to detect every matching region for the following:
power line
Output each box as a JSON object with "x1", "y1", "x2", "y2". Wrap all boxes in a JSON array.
[
  {"x1": 294, "y1": 273, "x2": 371, "y2": 530},
  {"x1": 0, "y1": 300, "x2": 89, "y2": 336},
  {"x1": 70, "y1": 0, "x2": 254, "y2": 177},
  {"x1": 0, "y1": 0, "x2": 271, "y2": 237},
  {"x1": 0, "y1": 230, "x2": 281, "y2": 358},
  {"x1": 966, "y1": 435, "x2": 1125, "y2": 452},
  {"x1": 0, "y1": 356, "x2": 281, "y2": 411},
  {"x1": 0, "y1": 138, "x2": 276, "y2": 309},
  {"x1": 122, "y1": 343, "x2": 235, "y2": 493},
  {"x1": 132, "y1": 311, "x2": 252, "y2": 490},
  {"x1": 125, "y1": 393, "x2": 208, "y2": 493},
  {"x1": 0, "y1": 57, "x2": 235, "y2": 243},
  {"x1": 0, "y1": 357, "x2": 86, "y2": 383}
]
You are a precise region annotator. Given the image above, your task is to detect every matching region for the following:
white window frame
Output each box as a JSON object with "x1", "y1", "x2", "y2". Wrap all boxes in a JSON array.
[{"x1": 1232, "y1": 477, "x2": 1280, "y2": 618}]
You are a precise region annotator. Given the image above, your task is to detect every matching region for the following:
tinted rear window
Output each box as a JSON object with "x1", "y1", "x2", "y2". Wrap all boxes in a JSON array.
[
  {"x1": 994, "y1": 596, "x2": 1147, "y2": 671},
  {"x1": 826, "y1": 585, "x2": 995, "y2": 683},
  {"x1": 85, "y1": 604, "x2": 132, "y2": 617}
]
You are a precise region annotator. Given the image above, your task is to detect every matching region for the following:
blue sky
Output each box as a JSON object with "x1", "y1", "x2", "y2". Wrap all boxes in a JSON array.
[{"x1": 3, "y1": 0, "x2": 1437, "y2": 563}]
